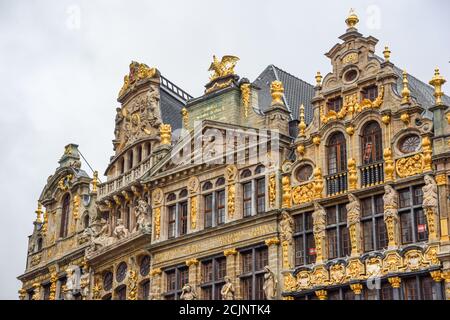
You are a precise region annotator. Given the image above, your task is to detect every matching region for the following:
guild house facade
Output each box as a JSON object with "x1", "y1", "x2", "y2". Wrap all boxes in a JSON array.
[{"x1": 18, "y1": 10, "x2": 450, "y2": 300}]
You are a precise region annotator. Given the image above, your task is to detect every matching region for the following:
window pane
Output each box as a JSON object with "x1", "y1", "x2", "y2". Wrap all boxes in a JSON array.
[
  {"x1": 204, "y1": 194, "x2": 213, "y2": 228},
  {"x1": 215, "y1": 258, "x2": 227, "y2": 281},
  {"x1": 166, "y1": 271, "x2": 175, "y2": 291},
  {"x1": 202, "y1": 261, "x2": 213, "y2": 283},
  {"x1": 179, "y1": 268, "x2": 189, "y2": 288},
  {"x1": 168, "y1": 205, "x2": 176, "y2": 239},
  {"x1": 241, "y1": 277, "x2": 252, "y2": 300},
  {"x1": 413, "y1": 186, "x2": 423, "y2": 205},
  {"x1": 361, "y1": 198, "x2": 372, "y2": 217},
  {"x1": 376, "y1": 217, "x2": 388, "y2": 249},
  {"x1": 380, "y1": 283, "x2": 393, "y2": 300},
  {"x1": 340, "y1": 226, "x2": 350, "y2": 257},
  {"x1": 255, "y1": 248, "x2": 268, "y2": 271},
  {"x1": 294, "y1": 236, "x2": 305, "y2": 266},
  {"x1": 242, "y1": 252, "x2": 253, "y2": 273},
  {"x1": 421, "y1": 276, "x2": 434, "y2": 300},
  {"x1": 327, "y1": 229, "x2": 337, "y2": 259},
  {"x1": 415, "y1": 209, "x2": 428, "y2": 241},
  {"x1": 216, "y1": 190, "x2": 225, "y2": 225},
  {"x1": 400, "y1": 212, "x2": 413, "y2": 244},
  {"x1": 255, "y1": 274, "x2": 265, "y2": 300},
  {"x1": 243, "y1": 182, "x2": 252, "y2": 217},
  {"x1": 179, "y1": 201, "x2": 188, "y2": 235},
  {"x1": 327, "y1": 207, "x2": 337, "y2": 226},
  {"x1": 403, "y1": 278, "x2": 419, "y2": 300},
  {"x1": 363, "y1": 220, "x2": 374, "y2": 252},
  {"x1": 399, "y1": 189, "x2": 411, "y2": 208},
  {"x1": 306, "y1": 233, "x2": 316, "y2": 264},
  {"x1": 202, "y1": 286, "x2": 212, "y2": 300}
]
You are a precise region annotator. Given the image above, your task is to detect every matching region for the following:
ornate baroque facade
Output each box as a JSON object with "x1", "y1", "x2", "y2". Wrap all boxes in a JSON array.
[{"x1": 18, "y1": 10, "x2": 450, "y2": 300}]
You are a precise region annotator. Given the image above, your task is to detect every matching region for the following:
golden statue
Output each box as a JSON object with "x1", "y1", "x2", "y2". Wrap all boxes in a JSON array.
[
  {"x1": 208, "y1": 55, "x2": 239, "y2": 81},
  {"x1": 159, "y1": 124, "x2": 172, "y2": 145}
]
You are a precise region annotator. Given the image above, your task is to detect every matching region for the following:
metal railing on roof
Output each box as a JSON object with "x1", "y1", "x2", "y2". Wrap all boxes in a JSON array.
[{"x1": 160, "y1": 75, "x2": 193, "y2": 102}]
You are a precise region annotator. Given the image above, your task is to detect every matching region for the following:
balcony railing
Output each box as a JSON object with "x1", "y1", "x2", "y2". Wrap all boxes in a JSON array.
[
  {"x1": 98, "y1": 158, "x2": 152, "y2": 200},
  {"x1": 325, "y1": 172, "x2": 348, "y2": 196},
  {"x1": 360, "y1": 161, "x2": 384, "y2": 188}
]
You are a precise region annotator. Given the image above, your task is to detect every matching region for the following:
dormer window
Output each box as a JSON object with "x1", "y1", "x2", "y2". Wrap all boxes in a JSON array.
[
  {"x1": 327, "y1": 97, "x2": 343, "y2": 113},
  {"x1": 362, "y1": 85, "x2": 378, "y2": 101}
]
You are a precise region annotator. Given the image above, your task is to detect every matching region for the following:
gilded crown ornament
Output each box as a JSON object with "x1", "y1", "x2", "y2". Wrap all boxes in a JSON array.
[
  {"x1": 159, "y1": 123, "x2": 172, "y2": 145},
  {"x1": 401, "y1": 70, "x2": 411, "y2": 104},
  {"x1": 181, "y1": 107, "x2": 189, "y2": 129},
  {"x1": 91, "y1": 170, "x2": 98, "y2": 193},
  {"x1": 345, "y1": 8, "x2": 359, "y2": 29},
  {"x1": 270, "y1": 80, "x2": 284, "y2": 106},
  {"x1": 429, "y1": 68, "x2": 446, "y2": 105}
]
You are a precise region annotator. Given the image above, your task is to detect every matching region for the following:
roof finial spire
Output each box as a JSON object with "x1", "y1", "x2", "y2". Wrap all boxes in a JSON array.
[
  {"x1": 345, "y1": 8, "x2": 359, "y2": 29},
  {"x1": 383, "y1": 45, "x2": 391, "y2": 62},
  {"x1": 298, "y1": 104, "x2": 306, "y2": 138},
  {"x1": 429, "y1": 67, "x2": 446, "y2": 106},
  {"x1": 401, "y1": 70, "x2": 411, "y2": 104}
]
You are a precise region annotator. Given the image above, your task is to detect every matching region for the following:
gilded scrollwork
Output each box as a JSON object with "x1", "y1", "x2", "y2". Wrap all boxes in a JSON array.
[
  {"x1": 292, "y1": 182, "x2": 315, "y2": 205},
  {"x1": 281, "y1": 176, "x2": 291, "y2": 208},
  {"x1": 395, "y1": 153, "x2": 424, "y2": 178},
  {"x1": 268, "y1": 173, "x2": 276, "y2": 208}
]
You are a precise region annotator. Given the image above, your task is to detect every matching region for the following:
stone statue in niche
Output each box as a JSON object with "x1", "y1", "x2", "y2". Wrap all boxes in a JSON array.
[
  {"x1": 346, "y1": 194, "x2": 360, "y2": 226},
  {"x1": 180, "y1": 284, "x2": 197, "y2": 300},
  {"x1": 63, "y1": 266, "x2": 80, "y2": 300},
  {"x1": 279, "y1": 211, "x2": 294, "y2": 244},
  {"x1": 113, "y1": 219, "x2": 129, "y2": 240},
  {"x1": 422, "y1": 175, "x2": 438, "y2": 214},
  {"x1": 383, "y1": 185, "x2": 399, "y2": 219},
  {"x1": 79, "y1": 264, "x2": 90, "y2": 300},
  {"x1": 263, "y1": 266, "x2": 277, "y2": 300},
  {"x1": 133, "y1": 199, "x2": 151, "y2": 233},
  {"x1": 220, "y1": 276, "x2": 235, "y2": 300},
  {"x1": 312, "y1": 202, "x2": 326, "y2": 235}
]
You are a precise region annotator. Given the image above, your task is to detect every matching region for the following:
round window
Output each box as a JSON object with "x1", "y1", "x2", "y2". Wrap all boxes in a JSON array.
[
  {"x1": 116, "y1": 262, "x2": 128, "y2": 283},
  {"x1": 399, "y1": 135, "x2": 421, "y2": 154},
  {"x1": 296, "y1": 165, "x2": 314, "y2": 182},
  {"x1": 103, "y1": 271, "x2": 113, "y2": 291},
  {"x1": 343, "y1": 69, "x2": 358, "y2": 83}
]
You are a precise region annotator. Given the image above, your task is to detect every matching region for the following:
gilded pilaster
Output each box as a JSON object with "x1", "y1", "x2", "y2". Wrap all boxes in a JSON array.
[
  {"x1": 49, "y1": 272, "x2": 57, "y2": 300},
  {"x1": 346, "y1": 194, "x2": 362, "y2": 256},
  {"x1": 313, "y1": 202, "x2": 327, "y2": 263},
  {"x1": 383, "y1": 185, "x2": 400, "y2": 249}
]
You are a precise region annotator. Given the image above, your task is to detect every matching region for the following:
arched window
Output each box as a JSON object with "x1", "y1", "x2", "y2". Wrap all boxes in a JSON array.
[
  {"x1": 167, "y1": 193, "x2": 176, "y2": 202},
  {"x1": 128, "y1": 150, "x2": 134, "y2": 170},
  {"x1": 179, "y1": 189, "x2": 188, "y2": 198},
  {"x1": 137, "y1": 145, "x2": 143, "y2": 163},
  {"x1": 36, "y1": 237, "x2": 43, "y2": 251},
  {"x1": 216, "y1": 177, "x2": 225, "y2": 187},
  {"x1": 83, "y1": 214, "x2": 90, "y2": 229},
  {"x1": 120, "y1": 158, "x2": 125, "y2": 174},
  {"x1": 327, "y1": 132, "x2": 347, "y2": 175},
  {"x1": 361, "y1": 121, "x2": 382, "y2": 164},
  {"x1": 202, "y1": 182, "x2": 213, "y2": 191},
  {"x1": 60, "y1": 194, "x2": 70, "y2": 238},
  {"x1": 255, "y1": 165, "x2": 265, "y2": 174},
  {"x1": 241, "y1": 169, "x2": 252, "y2": 179}
]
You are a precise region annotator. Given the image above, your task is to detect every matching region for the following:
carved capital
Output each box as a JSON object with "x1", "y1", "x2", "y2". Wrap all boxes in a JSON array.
[
  {"x1": 315, "y1": 289, "x2": 327, "y2": 300},
  {"x1": 388, "y1": 276, "x2": 401, "y2": 289},
  {"x1": 430, "y1": 270, "x2": 443, "y2": 282},
  {"x1": 186, "y1": 258, "x2": 199, "y2": 267},
  {"x1": 223, "y1": 248, "x2": 238, "y2": 257},
  {"x1": 265, "y1": 237, "x2": 280, "y2": 247},
  {"x1": 150, "y1": 268, "x2": 162, "y2": 277},
  {"x1": 350, "y1": 283, "x2": 363, "y2": 295}
]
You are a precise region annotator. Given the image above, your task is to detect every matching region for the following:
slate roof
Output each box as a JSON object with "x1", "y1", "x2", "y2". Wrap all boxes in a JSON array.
[
  {"x1": 159, "y1": 75, "x2": 192, "y2": 130},
  {"x1": 252, "y1": 65, "x2": 315, "y2": 124}
]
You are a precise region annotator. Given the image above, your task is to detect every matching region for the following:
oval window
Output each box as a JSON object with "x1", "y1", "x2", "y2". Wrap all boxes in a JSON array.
[
  {"x1": 343, "y1": 69, "x2": 358, "y2": 83},
  {"x1": 103, "y1": 271, "x2": 113, "y2": 291},
  {"x1": 116, "y1": 262, "x2": 128, "y2": 283},
  {"x1": 399, "y1": 135, "x2": 421, "y2": 154},
  {"x1": 296, "y1": 165, "x2": 313, "y2": 182}
]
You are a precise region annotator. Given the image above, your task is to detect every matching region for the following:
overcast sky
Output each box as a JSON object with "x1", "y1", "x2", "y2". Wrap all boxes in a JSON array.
[{"x1": 0, "y1": 0, "x2": 448, "y2": 299}]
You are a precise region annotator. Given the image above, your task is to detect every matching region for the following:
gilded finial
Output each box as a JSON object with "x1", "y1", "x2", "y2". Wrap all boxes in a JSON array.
[
  {"x1": 315, "y1": 71, "x2": 322, "y2": 87},
  {"x1": 35, "y1": 201, "x2": 43, "y2": 223},
  {"x1": 298, "y1": 104, "x2": 306, "y2": 137},
  {"x1": 270, "y1": 80, "x2": 284, "y2": 106},
  {"x1": 383, "y1": 46, "x2": 391, "y2": 62},
  {"x1": 345, "y1": 8, "x2": 359, "y2": 29},
  {"x1": 429, "y1": 68, "x2": 446, "y2": 106},
  {"x1": 401, "y1": 70, "x2": 411, "y2": 104},
  {"x1": 181, "y1": 107, "x2": 189, "y2": 129},
  {"x1": 92, "y1": 171, "x2": 98, "y2": 193},
  {"x1": 159, "y1": 124, "x2": 172, "y2": 145}
]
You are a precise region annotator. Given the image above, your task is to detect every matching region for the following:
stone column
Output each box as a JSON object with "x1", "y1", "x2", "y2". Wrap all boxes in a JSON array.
[
  {"x1": 350, "y1": 283, "x2": 363, "y2": 300},
  {"x1": 149, "y1": 268, "x2": 162, "y2": 300},
  {"x1": 388, "y1": 276, "x2": 401, "y2": 300},
  {"x1": 224, "y1": 248, "x2": 239, "y2": 299},
  {"x1": 186, "y1": 258, "x2": 200, "y2": 294},
  {"x1": 430, "y1": 270, "x2": 444, "y2": 300},
  {"x1": 442, "y1": 270, "x2": 450, "y2": 300}
]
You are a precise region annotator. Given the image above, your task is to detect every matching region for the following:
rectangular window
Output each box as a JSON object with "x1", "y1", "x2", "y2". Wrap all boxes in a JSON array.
[
  {"x1": 165, "y1": 266, "x2": 189, "y2": 300},
  {"x1": 243, "y1": 182, "x2": 252, "y2": 217},
  {"x1": 380, "y1": 282, "x2": 393, "y2": 300},
  {"x1": 294, "y1": 212, "x2": 315, "y2": 266},
  {"x1": 179, "y1": 201, "x2": 188, "y2": 236},
  {"x1": 201, "y1": 256, "x2": 226, "y2": 300},
  {"x1": 166, "y1": 271, "x2": 176, "y2": 292},
  {"x1": 168, "y1": 205, "x2": 176, "y2": 239},
  {"x1": 239, "y1": 246, "x2": 268, "y2": 300},
  {"x1": 361, "y1": 195, "x2": 386, "y2": 252},
  {"x1": 256, "y1": 178, "x2": 265, "y2": 214},
  {"x1": 179, "y1": 268, "x2": 189, "y2": 289},
  {"x1": 204, "y1": 194, "x2": 213, "y2": 228},
  {"x1": 215, "y1": 257, "x2": 227, "y2": 281},
  {"x1": 362, "y1": 86, "x2": 378, "y2": 101},
  {"x1": 399, "y1": 185, "x2": 427, "y2": 244},
  {"x1": 363, "y1": 220, "x2": 374, "y2": 252},
  {"x1": 202, "y1": 261, "x2": 213, "y2": 283},
  {"x1": 327, "y1": 229, "x2": 338, "y2": 259},
  {"x1": 400, "y1": 211, "x2": 413, "y2": 244},
  {"x1": 327, "y1": 97, "x2": 343, "y2": 113},
  {"x1": 216, "y1": 190, "x2": 225, "y2": 225},
  {"x1": 415, "y1": 209, "x2": 428, "y2": 241},
  {"x1": 140, "y1": 280, "x2": 150, "y2": 300},
  {"x1": 403, "y1": 277, "x2": 418, "y2": 300}
]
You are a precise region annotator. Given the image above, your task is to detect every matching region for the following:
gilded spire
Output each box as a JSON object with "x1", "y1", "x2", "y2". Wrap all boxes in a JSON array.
[
  {"x1": 383, "y1": 45, "x2": 391, "y2": 62},
  {"x1": 315, "y1": 71, "x2": 322, "y2": 87},
  {"x1": 298, "y1": 104, "x2": 306, "y2": 137},
  {"x1": 345, "y1": 8, "x2": 359, "y2": 29},
  {"x1": 401, "y1": 70, "x2": 411, "y2": 104},
  {"x1": 270, "y1": 80, "x2": 284, "y2": 106},
  {"x1": 429, "y1": 68, "x2": 446, "y2": 105},
  {"x1": 35, "y1": 201, "x2": 43, "y2": 223}
]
